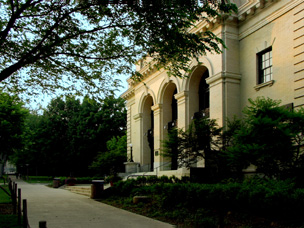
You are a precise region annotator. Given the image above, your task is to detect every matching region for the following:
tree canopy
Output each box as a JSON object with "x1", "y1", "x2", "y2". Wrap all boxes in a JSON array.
[
  {"x1": 0, "y1": 0, "x2": 237, "y2": 100},
  {"x1": 11, "y1": 95, "x2": 126, "y2": 176},
  {"x1": 0, "y1": 91, "x2": 28, "y2": 175}
]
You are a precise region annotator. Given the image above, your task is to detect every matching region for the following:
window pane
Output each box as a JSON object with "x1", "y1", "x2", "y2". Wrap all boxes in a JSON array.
[
  {"x1": 265, "y1": 52, "x2": 269, "y2": 59},
  {"x1": 266, "y1": 68, "x2": 270, "y2": 75},
  {"x1": 266, "y1": 75, "x2": 270, "y2": 82},
  {"x1": 258, "y1": 49, "x2": 272, "y2": 84},
  {"x1": 265, "y1": 60, "x2": 269, "y2": 68}
]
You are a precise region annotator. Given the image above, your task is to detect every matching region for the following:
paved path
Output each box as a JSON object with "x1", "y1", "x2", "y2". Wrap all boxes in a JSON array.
[{"x1": 12, "y1": 177, "x2": 174, "y2": 228}]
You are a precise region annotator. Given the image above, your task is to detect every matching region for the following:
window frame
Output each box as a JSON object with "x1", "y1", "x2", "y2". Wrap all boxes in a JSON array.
[{"x1": 257, "y1": 47, "x2": 273, "y2": 85}]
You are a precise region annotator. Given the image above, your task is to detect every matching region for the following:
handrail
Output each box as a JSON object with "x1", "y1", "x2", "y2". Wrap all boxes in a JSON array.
[
  {"x1": 154, "y1": 161, "x2": 171, "y2": 176},
  {"x1": 126, "y1": 161, "x2": 172, "y2": 179}
]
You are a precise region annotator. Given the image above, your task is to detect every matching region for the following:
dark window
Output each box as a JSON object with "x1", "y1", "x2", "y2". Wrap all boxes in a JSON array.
[
  {"x1": 172, "y1": 88, "x2": 177, "y2": 121},
  {"x1": 199, "y1": 70, "x2": 210, "y2": 111},
  {"x1": 258, "y1": 47, "x2": 273, "y2": 84}
]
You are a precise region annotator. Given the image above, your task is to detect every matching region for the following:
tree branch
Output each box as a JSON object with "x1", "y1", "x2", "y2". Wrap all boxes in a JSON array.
[{"x1": 0, "y1": 0, "x2": 40, "y2": 47}]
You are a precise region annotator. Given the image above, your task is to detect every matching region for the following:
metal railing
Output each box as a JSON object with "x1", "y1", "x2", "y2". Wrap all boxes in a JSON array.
[{"x1": 126, "y1": 161, "x2": 172, "y2": 179}]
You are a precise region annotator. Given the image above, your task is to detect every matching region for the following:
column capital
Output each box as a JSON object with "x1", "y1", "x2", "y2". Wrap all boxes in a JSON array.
[
  {"x1": 174, "y1": 91, "x2": 188, "y2": 100},
  {"x1": 151, "y1": 104, "x2": 162, "y2": 112},
  {"x1": 206, "y1": 72, "x2": 241, "y2": 87},
  {"x1": 133, "y1": 113, "x2": 142, "y2": 121}
]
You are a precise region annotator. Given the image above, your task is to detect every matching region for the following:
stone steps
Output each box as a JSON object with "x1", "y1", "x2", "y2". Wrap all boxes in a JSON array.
[
  {"x1": 64, "y1": 185, "x2": 91, "y2": 197},
  {"x1": 64, "y1": 184, "x2": 111, "y2": 197}
]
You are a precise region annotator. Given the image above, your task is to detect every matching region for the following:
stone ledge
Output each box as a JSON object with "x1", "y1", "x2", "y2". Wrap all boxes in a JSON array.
[{"x1": 133, "y1": 196, "x2": 151, "y2": 204}]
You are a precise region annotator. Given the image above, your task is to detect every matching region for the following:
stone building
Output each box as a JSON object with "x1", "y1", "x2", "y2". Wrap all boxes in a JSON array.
[{"x1": 121, "y1": 0, "x2": 304, "y2": 177}]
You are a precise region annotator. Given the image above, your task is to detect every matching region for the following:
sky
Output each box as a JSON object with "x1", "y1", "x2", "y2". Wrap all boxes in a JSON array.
[{"x1": 24, "y1": 74, "x2": 129, "y2": 112}]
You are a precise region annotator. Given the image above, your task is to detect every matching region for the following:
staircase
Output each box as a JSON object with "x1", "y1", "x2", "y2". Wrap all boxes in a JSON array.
[
  {"x1": 64, "y1": 184, "x2": 111, "y2": 197},
  {"x1": 64, "y1": 185, "x2": 91, "y2": 197}
]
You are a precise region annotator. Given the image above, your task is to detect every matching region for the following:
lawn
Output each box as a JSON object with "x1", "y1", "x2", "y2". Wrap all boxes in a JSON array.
[
  {"x1": 0, "y1": 185, "x2": 22, "y2": 228},
  {"x1": 0, "y1": 185, "x2": 11, "y2": 204},
  {"x1": 0, "y1": 215, "x2": 22, "y2": 228}
]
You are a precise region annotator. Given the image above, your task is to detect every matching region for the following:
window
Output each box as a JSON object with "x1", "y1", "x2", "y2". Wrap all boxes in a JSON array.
[{"x1": 258, "y1": 47, "x2": 273, "y2": 84}]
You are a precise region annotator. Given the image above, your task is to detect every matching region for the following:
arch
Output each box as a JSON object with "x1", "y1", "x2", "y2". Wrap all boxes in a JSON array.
[
  {"x1": 140, "y1": 94, "x2": 154, "y2": 171},
  {"x1": 182, "y1": 56, "x2": 214, "y2": 91},
  {"x1": 187, "y1": 65, "x2": 210, "y2": 122},
  {"x1": 157, "y1": 76, "x2": 180, "y2": 104},
  {"x1": 138, "y1": 88, "x2": 156, "y2": 114},
  {"x1": 158, "y1": 79, "x2": 178, "y2": 171}
]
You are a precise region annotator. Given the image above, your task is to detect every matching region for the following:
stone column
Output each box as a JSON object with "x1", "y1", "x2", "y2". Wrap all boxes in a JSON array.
[
  {"x1": 175, "y1": 91, "x2": 189, "y2": 130},
  {"x1": 206, "y1": 18, "x2": 241, "y2": 126},
  {"x1": 151, "y1": 104, "x2": 162, "y2": 171},
  {"x1": 133, "y1": 113, "x2": 142, "y2": 163},
  {"x1": 126, "y1": 98, "x2": 135, "y2": 162},
  {"x1": 206, "y1": 72, "x2": 241, "y2": 126}
]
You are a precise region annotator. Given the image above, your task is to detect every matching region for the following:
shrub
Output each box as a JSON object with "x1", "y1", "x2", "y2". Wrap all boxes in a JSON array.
[{"x1": 108, "y1": 177, "x2": 304, "y2": 222}]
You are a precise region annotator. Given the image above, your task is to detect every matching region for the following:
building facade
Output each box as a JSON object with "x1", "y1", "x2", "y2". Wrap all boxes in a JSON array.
[{"x1": 121, "y1": 0, "x2": 304, "y2": 177}]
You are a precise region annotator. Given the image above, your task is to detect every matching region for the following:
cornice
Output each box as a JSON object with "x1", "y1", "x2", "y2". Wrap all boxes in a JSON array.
[
  {"x1": 121, "y1": 88, "x2": 135, "y2": 100},
  {"x1": 239, "y1": 0, "x2": 302, "y2": 39}
]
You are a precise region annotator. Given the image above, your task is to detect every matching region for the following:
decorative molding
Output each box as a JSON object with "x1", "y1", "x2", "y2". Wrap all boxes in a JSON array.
[
  {"x1": 126, "y1": 98, "x2": 135, "y2": 107},
  {"x1": 206, "y1": 72, "x2": 242, "y2": 86},
  {"x1": 151, "y1": 104, "x2": 162, "y2": 112},
  {"x1": 254, "y1": 80, "x2": 275, "y2": 91},
  {"x1": 121, "y1": 88, "x2": 135, "y2": 100},
  {"x1": 133, "y1": 113, "x2": 142, "y2": 120},
  {"x1": 174, "y1": 91, "x2": 189, "y2": 100},
  {"x1": 239, "y1": 0, "x2": 303, "y2": 40}
]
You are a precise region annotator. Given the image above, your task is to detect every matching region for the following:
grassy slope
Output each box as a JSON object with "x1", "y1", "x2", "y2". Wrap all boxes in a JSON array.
[{"x1": 0, "y1": 185, "x2": 22, "y2": 228}]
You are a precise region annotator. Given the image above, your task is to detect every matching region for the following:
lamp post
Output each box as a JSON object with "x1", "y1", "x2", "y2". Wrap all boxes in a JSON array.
[{"x1": 129, "y1": 144, "x2": 134, "y2": 162}]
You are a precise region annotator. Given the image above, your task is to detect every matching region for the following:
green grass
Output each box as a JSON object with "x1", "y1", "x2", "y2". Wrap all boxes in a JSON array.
[
  {"x1": 0, "y1": 215, "x2": 23, "y2": 228},
  {"x1": 0, "y1": 176, "x2": 9, "y2": 184},
  {"x1": 0, "y1": 186, "x2": 11, "y2": 204},
  {"x1": 0, "y1": 186, "x2": 21, "y2": 228}
]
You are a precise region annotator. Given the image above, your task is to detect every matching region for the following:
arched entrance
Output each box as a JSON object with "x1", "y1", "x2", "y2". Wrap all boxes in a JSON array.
[
  {"x1": 188, "y1": 66, "x2": 210, "y2": 168},
  {"x1": 162, "y1": 83, "x2": 178, "y2": 170},
  {"x1": 142, "y1": 95, "x2": 154, "y2": 171},
  {"x1": 189, "y1": 66, "x2": 210, "y2": 120}
]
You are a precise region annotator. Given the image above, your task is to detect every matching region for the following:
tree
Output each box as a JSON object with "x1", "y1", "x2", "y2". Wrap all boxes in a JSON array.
[
  {"x1": 0, "y1": 91, "x2": 28, "y2": 176},
  {"x1": 162, "y1": 115, "x2": 222, "y2": 171},
  {"x1": 224, "y1": 97, "x2": 304, "y2": 179},
  {"x1": 12, "y1": 95, "x2": 126, "y2": 176},
  {"x1": 90, "y1": 135, "x2": 127, "y2": 177},
  {"x1": 0, "y1": 0, "x2": 237, "y2": 99}
]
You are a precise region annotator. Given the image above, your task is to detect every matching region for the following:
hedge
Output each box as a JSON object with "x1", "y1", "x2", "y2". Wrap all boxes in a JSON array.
[{"x1": 109, "y1": 177, "x2": 304, "y2": 220}]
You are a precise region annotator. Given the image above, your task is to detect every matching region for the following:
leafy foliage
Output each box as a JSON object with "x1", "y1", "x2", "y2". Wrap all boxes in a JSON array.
[
  {"x1": 106, "y1": 177, "x2": 304, "y2": 227},
  {"x1": 11, "y1": 95, "x2": 126, "y2": 176},
  {"x1": 0, "y1": 0, "x2": 237, "y2": 100},
  {"x1": 163, "y1": 97, "x2": 304, "y2": 181},
  {"x1": 0, "y1": 91, "x2": 28, "y2": 174},
  {"x1": 225, "y1": 97, "x2": 304, "y2": 179},
  {"x1": 162, "y1": 116, "x2": 222, "y2": 171},
  {"x1": 90, "y1": 135, "x2": 127, "y2": 176}
]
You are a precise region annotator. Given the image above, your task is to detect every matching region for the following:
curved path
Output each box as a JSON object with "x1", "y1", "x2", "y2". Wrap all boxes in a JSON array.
[{"x1": 12, "y1": 177, "x2": 174, "y2": 228}]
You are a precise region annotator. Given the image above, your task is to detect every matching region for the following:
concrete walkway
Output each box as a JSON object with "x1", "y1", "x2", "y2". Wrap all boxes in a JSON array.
[{"x1": 12, "y1": 177, "x2": 175, "y2": 228}]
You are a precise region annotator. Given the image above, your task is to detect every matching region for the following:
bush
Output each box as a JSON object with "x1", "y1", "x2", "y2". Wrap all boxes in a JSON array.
[{"x1": 108, "y1": 177, "x2": 304, "y2": 222}]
